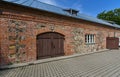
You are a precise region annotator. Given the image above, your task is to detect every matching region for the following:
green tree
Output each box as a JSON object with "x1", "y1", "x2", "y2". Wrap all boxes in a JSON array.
[{"x1": 97, "y1": 8, "x2": 120, "y2": 25}]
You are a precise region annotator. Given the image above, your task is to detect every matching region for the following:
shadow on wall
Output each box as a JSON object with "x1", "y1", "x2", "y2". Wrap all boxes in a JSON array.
[
  {"x1": 0, "y1": 54, "x2": 5, "y2": 67},
  {"x1": 0, "y1": 46, "x2": 8, "y2": 67},
  {"x1": 0, "y1": 50, "x2": 12, "y2": 67}
]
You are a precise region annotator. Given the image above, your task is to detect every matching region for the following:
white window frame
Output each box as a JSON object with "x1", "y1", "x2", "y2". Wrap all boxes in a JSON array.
[{"x1": 85, "y1": 34, "x2": 95, "y2": 44}]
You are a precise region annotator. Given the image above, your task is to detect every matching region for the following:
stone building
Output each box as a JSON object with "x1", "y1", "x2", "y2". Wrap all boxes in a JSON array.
[{"x1": 0, "y1": 0, "x2": 120, "y2": 66}]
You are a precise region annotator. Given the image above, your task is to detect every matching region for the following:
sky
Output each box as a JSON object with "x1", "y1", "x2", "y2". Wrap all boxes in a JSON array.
[{"x1": 37, "y1": 0, "x2": 120, "y2": 17}]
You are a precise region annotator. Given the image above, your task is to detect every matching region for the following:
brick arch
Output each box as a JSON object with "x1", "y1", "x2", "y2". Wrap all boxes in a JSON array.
[
  {"x1": 37, "y1": 32, "x2": 65, "y2": 38},
  {"x1": 36, "y1": 30, "x2": 66, "y2": 37}
]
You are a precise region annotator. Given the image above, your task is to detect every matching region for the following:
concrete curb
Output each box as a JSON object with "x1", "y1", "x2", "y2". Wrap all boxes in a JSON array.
[{"x1": 0, "y1": 49, "x2": 109, "y2": 70}]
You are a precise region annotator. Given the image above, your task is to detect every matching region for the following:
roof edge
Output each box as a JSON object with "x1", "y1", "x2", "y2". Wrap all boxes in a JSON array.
[{"x1": 1, "y1": 0, "x2": 120, "y2": 29}]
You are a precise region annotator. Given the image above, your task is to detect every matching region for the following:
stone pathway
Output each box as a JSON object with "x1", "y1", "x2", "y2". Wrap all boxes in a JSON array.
[{"x1": 0, "y1": 50, "x2": 120, "y2": 77}]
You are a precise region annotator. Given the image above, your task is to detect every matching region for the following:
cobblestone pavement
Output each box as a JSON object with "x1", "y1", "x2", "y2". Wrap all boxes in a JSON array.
[{"x1": 1, "y1": 50, "x2": 120, "y2": 77}]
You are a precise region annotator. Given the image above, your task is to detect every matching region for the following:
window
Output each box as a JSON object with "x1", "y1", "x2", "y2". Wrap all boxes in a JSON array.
[
  {"x1": 63, "y1": 9, "x2": 79, "y2": 16},
  {"x1": 85, "y1": 34, "x2": 95, "y2": 44}
]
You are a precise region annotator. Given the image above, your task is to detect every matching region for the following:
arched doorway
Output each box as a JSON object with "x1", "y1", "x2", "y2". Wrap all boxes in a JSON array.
[{"x1": 37, "y1": 32, "x2": 65, "y2": 59}]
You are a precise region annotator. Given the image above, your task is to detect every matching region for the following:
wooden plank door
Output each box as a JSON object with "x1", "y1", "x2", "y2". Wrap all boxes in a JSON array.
[
  {"x1": 106, "y1": 37, "x2": 119, "y2": 49},
  {"x1": 52, "y1": 38, "x2": 64, "y2": 57},
  {"x1": 37, "y1": 32, "x2": 64, "y2": 59}
]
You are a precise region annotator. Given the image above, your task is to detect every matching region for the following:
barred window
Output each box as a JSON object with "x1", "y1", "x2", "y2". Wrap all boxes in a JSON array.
[{"x1": 85, "y1": 34, "x2": 95, "y2": 44}]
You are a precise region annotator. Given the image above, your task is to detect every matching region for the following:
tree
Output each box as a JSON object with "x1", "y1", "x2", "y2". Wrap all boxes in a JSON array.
[{"x1": 97, "y1": 8, "x2": 120, "y2": 25}]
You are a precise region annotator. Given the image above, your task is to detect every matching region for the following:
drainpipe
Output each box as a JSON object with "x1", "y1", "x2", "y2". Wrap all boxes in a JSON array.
[
  {"x1": 0, "y1": 10, "x2": 2, "y2": 67},
  {"x1": 0, "y1": 38, "x2": 2, "y2": 67},
  {"x1": 114, "y1": 28, "x2": 118, "y2": 38}
]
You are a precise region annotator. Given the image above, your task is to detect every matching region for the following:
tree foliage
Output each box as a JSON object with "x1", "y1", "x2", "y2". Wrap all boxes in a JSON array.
[{"x1": 97, "y1": 8, "x2": 120, "y2": 25}]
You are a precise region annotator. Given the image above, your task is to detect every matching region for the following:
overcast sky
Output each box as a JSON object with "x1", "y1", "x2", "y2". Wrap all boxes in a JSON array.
[{"x1": 37, "y1": 0, "x2": 120, "y2": 17}]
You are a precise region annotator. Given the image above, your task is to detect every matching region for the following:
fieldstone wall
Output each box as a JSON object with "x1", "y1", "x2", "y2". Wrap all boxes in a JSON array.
[
  {"x1": 72, "y1": 28, "x2": 106, "y2": 54},
  {"x1": 0, "y1": 18, "x2": 74, "y2": 65},
  {"x1": 72, "y1": 28, "x2": 84, "y2": 53}
]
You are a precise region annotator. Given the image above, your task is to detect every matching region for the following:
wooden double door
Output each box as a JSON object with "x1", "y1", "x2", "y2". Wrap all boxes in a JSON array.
[
  {"x1": 106, "y1": 37, "x2": 119, "y2": 49},
  {"x1": 37, "y1": 32, "x2": 65, "y2": 59}
]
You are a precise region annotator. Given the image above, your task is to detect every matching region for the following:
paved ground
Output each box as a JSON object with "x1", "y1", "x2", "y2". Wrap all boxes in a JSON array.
[{"x1": 0, "y1": 50, "x2": 120, "y2": 77}]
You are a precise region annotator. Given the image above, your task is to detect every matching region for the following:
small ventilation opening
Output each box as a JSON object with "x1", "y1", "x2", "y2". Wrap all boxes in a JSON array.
[
  {"x1": 0, "y1": 10, "x2": 3, "y2": 15},
  {"x1": 63, "y1": 8, "x2": 79, "y2": 16}
]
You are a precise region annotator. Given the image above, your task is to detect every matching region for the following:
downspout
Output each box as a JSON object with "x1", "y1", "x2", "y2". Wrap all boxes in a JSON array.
[
  {"x1": 0, "y1": 10, "x2": 3, "y2": 67},
  {"x1": 114, "y1": 28, "x2": 118, "y2": 37}
]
